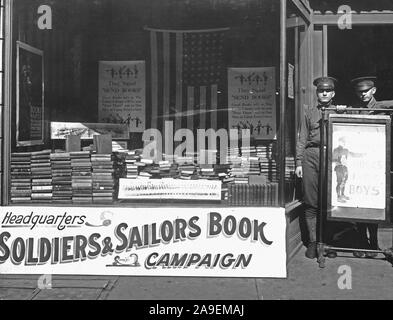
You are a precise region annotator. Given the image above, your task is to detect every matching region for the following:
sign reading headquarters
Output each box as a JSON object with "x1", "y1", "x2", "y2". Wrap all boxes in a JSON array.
[{"x1": 0, "y1": 207, "x2": 287, "y2": 278}]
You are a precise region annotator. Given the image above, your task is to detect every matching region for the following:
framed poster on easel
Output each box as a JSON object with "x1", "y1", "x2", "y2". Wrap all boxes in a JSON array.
[
  {"x1": 327, "y1": 114, "x2": 391, "y2": 223},
  {"x1": 16, "y1": 41, "x2": 44, "y2": 146}
]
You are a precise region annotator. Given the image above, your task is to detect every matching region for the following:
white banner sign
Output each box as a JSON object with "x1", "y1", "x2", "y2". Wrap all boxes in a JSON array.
[
  {"x1": 51, "y1": 121, "x2": 128, "y2": 140},
  {"x1": 0, "y1": 207, "x2": 287, "y2": 278},
  {"x1": 118, "y1": 178, "x2": 222, "y2": 200},
  {"x1": 228, "y1": 67, "x2": 276, "y2": 140},
  {"x1": 98, "y1": 61, "x2": 146, "y2": 132}
]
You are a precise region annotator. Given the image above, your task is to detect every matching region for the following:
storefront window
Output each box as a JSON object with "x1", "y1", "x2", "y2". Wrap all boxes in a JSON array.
[{"x1": 9, "y1": 0, "x2": 282, "y2": 207}]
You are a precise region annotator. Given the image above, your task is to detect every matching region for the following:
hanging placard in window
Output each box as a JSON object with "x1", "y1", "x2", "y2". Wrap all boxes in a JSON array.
[
  {"x1": 327, "y1": 114, "x2": 391, "y2": 223},
  {"x1": 98, "y1": 61, "x2": 146, "y2": 133},
  {"x1": 228, "y1": 67, "x2": 276, "y2": 140},
  {"x1": 16, "y1": 41, "x2": 44, "y2": 146}
]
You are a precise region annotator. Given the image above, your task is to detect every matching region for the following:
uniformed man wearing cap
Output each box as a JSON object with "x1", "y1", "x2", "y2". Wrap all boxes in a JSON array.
[
  {"x1": 350, "y1": 76, "x2": 393, "y2": 258},
  {"x1": 295, "y1": 76, "x2": 344, "y2": 259}
]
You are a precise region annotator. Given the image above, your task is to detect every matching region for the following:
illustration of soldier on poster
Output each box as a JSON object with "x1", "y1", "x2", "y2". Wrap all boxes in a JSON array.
[{"x1": 331, "y1": 123, "x2": 386, "y2": 210}]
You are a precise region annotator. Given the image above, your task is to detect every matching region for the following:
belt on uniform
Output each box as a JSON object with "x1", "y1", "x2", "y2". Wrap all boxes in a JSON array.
[{"x1": 306, "y1": 143, "x2": 320, "y2": 149}]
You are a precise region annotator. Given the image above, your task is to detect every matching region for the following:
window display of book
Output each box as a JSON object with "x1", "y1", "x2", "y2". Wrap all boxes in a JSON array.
[{"x1": 9, "y1": 141, "x2": 278, "y2": 205}]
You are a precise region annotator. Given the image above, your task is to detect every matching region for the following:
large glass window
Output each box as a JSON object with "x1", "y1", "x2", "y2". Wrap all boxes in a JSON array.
[{"x1": 9, "y1": 0, "x2": 282, "y2": 207}]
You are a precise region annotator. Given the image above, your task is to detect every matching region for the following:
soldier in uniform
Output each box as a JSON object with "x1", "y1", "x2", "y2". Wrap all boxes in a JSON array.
[
  {"x1": 295, "y1": 77, "x2": 344, "y2": 259},
  {"x1": 350, "y1": 76, "x2": 393, "y2": 258}
]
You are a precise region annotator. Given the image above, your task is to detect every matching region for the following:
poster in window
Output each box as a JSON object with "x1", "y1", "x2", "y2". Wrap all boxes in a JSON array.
[
  {"x1": 16, "y1": 41, "x2": 44, "y2": 146},
  {"x1": 98, "y1": 61, "x2": 146, "y2": 133},
  {"x1": 228, "y1": 67, "x2": 276, "y2": 140},
  {"x1": 327, "y1": 114, "x2": 391, "y2": 223}
]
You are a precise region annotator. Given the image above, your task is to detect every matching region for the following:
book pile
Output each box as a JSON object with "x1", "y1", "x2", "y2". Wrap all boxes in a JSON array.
[
  {"x1": 285, "y1": 156, "x2": 296, "y2": 180},
  {"x1": 241, "y1": 146, "x2": 257, "y2": 158},
  {"x1": 91, "y1": 153, "x2": 114, "y2": 203},
  {"x1": 51, "y1": 152, "x2": 72, "y2": 203},
  {"x1": 70, "y1": 151, "x2": 92, "y2": 204},
  {"x1": 124, "y1": 151, "x2": 141, "y2": 179},
  {"x1": 174, "y1": 156, "x2": 195, "y2": 180},
  {"x1": 10, "y1": 152, "x2": 32, "y2": 203},
  {"x1": 199, "y1": 164, "x2": 216, "y2": 180},
  {"x1": 31, "y1": 150, "x2": 52, "y2": 203},
  {"x1": 178, "y1": 164, "x2": 197, "y2": 180},
  {"x1": 257, "y1": 144, "x2": 278, "y2": 183},
  {"x1": 228, "y1": 183, "x2": 279, "y2": 206},
  {"x1": 158, "y1": 161, "x2": 178, "y2": 179},
  {"x1": 229, "y1": 157, "x2": 251, "y2": 184},
  {"x1": 137, "y1": 158, "x2": 154, "y2": 179},
  {"x1": 214, "y1": 164, "x2": 231, "y2": 181},
  {"x1": 248, "y1": 156, "x2": 261, "y2": 177}
]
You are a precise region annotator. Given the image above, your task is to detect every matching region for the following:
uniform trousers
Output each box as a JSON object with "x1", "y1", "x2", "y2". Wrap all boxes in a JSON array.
[{"x1": 302, "y1": 147, "x2": 320, "y2": 243}]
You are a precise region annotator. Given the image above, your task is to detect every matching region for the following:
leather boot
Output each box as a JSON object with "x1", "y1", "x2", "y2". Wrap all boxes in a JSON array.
[
  {"x1": 305, "y1": 215, "x2": 317, "y2": 259},
  {"x1": 305, "y1": 241, "x2": 317, "y2": 259}
]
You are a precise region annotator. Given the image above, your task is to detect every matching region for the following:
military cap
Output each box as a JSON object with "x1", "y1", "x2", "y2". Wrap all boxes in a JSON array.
[
  {"x1": 350, "y1": 76, "x2": 377, "y2": 91},
  {"x1": 313, "y1": 77, "x2": 337, "y2": 90}
]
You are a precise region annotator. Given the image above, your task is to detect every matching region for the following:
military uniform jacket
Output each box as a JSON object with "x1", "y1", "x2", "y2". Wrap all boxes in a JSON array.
[
  {"x1": 296, "y1": 104, "x2": 335, "y2": 167},
  {"x1": 351, "y1": 97, "x2": 393, "y2": 114}
]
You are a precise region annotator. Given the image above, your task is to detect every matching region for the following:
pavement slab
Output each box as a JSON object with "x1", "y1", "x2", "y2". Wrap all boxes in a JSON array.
[{"x1": 106, "y1": 277, "x2": 260, "y2": 300}]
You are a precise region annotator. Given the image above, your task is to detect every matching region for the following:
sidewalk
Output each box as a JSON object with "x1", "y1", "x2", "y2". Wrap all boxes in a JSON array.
[{"x1": 1, "y1": 229, "x2": 392, "y2": 300}]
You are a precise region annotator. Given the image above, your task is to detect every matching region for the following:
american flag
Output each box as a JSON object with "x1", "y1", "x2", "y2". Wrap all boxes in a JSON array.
[{"x1": 146, "y1": 27, "x2": 229, "y2": 137}]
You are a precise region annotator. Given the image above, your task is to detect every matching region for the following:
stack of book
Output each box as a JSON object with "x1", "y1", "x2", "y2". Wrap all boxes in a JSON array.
[
  {"x1": 178, "y1": 163, "x2": 197, "y2": 180},
  {"x1": 285, "y1": 156, "x2": 296, "y2": 181},
  {"x1": 248, "y1": 156, "x2": 261, "y2": 177},
  {"x1": 214, "y1": 164, "x2": 231, "y2": 180},
  {"x1": 124, "y1": 151, "x2": 141, "y2": 179},
  {"x1": 91, "y1": 153, "x2": 114, "y2": 203},
  {"x1": 157, "y1": 161, "x2": 174, "y2": 179},
  {"x1": 241, "y1": 146, "x2": 257, "y2": 157},
  {"x1": 257, "y1": 144, "x2": 278, "y2": 183},
  {"x1": 51, "y1": 152, "x2": 72, "y2": 203},
  {"x1": 10, "y1": 152, "x2": 32, "y2": 203},
  {"x1": 31, "y1": 150, "x2": 52, "y2": 203},
  {"x1": 227, "y1": 183, "x2": 279, "y2": 206},
  {"x1": 70, "y1": 151, "x2": 92, "y2": 204},
  {"x1": 199, "y1": 164, "x2": 216, "y2": 180},
  {"x1": 138, "y1": 158, "x2": 154, "y2": 179}
]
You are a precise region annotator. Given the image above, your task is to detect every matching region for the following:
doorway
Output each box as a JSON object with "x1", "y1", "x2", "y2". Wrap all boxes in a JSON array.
[{"x1": 328, "y1": 26, "x2": 393, "y2": 106}]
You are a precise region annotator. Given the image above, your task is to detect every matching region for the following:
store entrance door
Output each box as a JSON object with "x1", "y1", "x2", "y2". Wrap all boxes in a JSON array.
[{"x1": 328, "y1": 25, "x2": 393, "y2": 106}]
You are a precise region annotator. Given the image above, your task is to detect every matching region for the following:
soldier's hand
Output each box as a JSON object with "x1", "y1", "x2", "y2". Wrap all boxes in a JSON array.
[
  {"x1": 295, "y1": 166, "x2": 303, "y2": 178},
  {"x1": 336, "y1": 105, "x2": 347, "y2": 113}
]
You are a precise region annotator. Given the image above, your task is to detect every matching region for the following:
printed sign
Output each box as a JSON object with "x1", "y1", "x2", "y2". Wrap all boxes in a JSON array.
[
  {"x1": 0, "y1": 207, "x2": 287, "y2": 278},
  {"x1": 228, "y1": 67, "x2": 276, "y2": 140},
  {"x1": 327, "y1": 114, "x2": 391, "y2": 223},
  {"x1": 118, "y1": 178, "x2": 222, "y2": 200},
  {"x1": 16, "y1": 41, "x2": 44, "y2": 146},
  {"x1": 331, "y1": 123, "x2": 386, "y2": 209},
  {"x1": 51, "y1": 122, "x2": 128, "y2": 140},
  {"x1": 98, "y1": 61, "x2": 146, "y2": 132}
]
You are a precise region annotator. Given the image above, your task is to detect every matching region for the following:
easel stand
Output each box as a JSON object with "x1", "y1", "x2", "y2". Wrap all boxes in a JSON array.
[{"x1": 317, "y1": 106, "x2": 393, "y2": 268}]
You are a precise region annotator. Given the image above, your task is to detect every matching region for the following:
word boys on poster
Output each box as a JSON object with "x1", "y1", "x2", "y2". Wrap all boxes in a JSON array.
[
  {"x1": 98, "y1": 61, "x2": 146, "y2": 132},
  {"x1": 228, "y1": 67, "x2": 276, "y2": 140}
]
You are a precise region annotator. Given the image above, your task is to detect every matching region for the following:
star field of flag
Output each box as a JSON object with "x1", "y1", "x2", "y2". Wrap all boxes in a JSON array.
[{"x1": 182, "y1": 32, "x2": 225, "y2": 86}]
